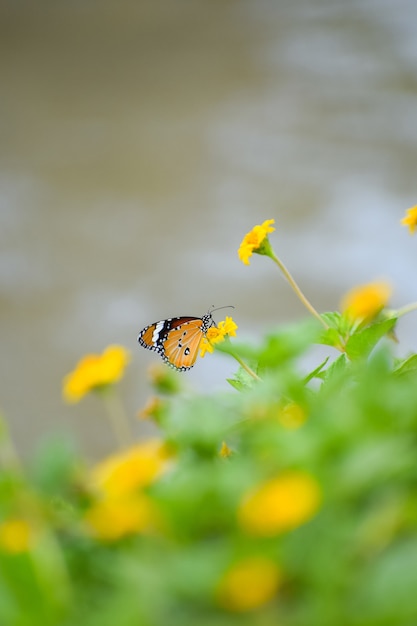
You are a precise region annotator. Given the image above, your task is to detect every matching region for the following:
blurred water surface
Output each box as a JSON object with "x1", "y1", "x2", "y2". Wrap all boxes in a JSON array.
[{"x1": 1, "y1": 0, "x2": 417, "y2": 457}]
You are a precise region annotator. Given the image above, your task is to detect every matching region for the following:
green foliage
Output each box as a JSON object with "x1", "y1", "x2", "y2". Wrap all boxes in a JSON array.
[{"x1": 2, "y1": 307, "x2": 417, "y2": 626}]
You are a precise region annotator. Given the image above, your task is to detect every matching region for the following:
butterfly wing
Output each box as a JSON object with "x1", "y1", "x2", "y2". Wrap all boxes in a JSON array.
[
  {"x1": 162, "y1": 319, "x2": 206, "y2": 370},
  {"x1": 138, "y1": 316, "x2": 206, "y2": 371}
]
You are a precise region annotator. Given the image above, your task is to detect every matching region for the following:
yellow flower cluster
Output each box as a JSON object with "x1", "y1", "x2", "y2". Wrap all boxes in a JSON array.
[
  {"x1": 217, "y1": 556, "x2": 281, "y2": 612},
  {"x1": 238, "y1": 219, "x2": 275, "y2": 265},
  {"x1": 63, "y1": 345, "x2": 130, "y2": 403},
  {"x1": 341, "y1": 280, "x2": 392, "y2": 323},
  {"x1": 85, "y1": 438, "x2": 171, "y2": 541},
  {"x1": 239, "y1": 471, "x2": 321, "y2": 536},
  {"x1": 200, "y1": 316, "x2": 238, "y2": 358},
  {"x1": 401, "y1": 205, "x2": 417, "y2": 234}
]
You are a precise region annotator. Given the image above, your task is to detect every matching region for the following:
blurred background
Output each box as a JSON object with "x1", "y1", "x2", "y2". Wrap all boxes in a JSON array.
[{"x1": 1, "y1": 0, "x2": 417, "y2": 459}]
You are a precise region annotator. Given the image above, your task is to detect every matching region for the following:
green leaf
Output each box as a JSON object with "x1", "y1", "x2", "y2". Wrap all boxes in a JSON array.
[
  {"x1": 320, "y1": 311, "x2": 344, "y2": 329},
  {"x1": 304, "y1": 357, "x2": 329, "y2": 384},
  {"x1": 259, "y1": 319, "x2": 320, "y2": 368},
  {"x1": 319, "y1": 327, "x2": 343, "y2": 348},
  {"x1": 319, "y1": 311, "x2": 355, "y2": 348},
  {"x1": 393, "y1": 354, "x2": 417, "y2": 378},
  {"x1": 318, "y1": 353, "x2": 349, "y2": 382},
  {"x1": 226, "y1": 365, "x2": 256, "y2": 391},
  {"x1": 345, "y1": 317, "x2": 397, "y2": 360},
  {"x1": 352, "y1": 538, "x2": 417, "y2": 622}
]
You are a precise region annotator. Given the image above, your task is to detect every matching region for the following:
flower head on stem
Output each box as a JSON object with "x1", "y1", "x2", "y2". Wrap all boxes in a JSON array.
[
  {"x1": 238, "y1": 219, "x2": 328, "y2": 329},
  {"x1": 63, "y1": 345, "x2": 133, "y2": 447},
  {"x1": 341, "y1": 280, "x2": 392, "y2": 325},
  {"x1": 238, "y1": 219, "x2": 275, "y2": 265},
  {"x1": 62, "y1": 345, "x2": 130, "y2": 403}
]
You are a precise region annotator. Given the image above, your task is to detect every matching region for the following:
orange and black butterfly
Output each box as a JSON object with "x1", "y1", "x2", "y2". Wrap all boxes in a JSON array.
[{"x1": 137, "y1": 307, "x2": 232, "y2": 371}]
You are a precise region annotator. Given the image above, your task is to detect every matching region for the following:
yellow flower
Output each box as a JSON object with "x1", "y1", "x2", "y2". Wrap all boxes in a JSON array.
[
  {"x1": 217, "y1": 316, "x2": 238, "y2": 337},
  {"x1": 85, "y1": 439, "x2": 172, "y2": 541},
  {"x1": 63, "y1": 345, "x2": 130, "y2": 403},
  {"x1": 219, "y1": 441, "x2": 233, "y2": 458},
  {"x1": 199, "y1": 337, "x2": 215, "y2": 358},
  {"x1": 200, "y1": 316, "x2": 238, "y2": 358},
  {"x1": 85, "y1": 492, "x2": 155, "y2": 541},
  {"x1": 238, "y1": 219, "x2": 275, "y2": 265},
  {"x1": 0, "y1": 519, "x2": 32, "y2": 554},
  {"x1": 238, "y1": 471, "x2": 321, "y2": 536},
  {"x1": 216, "y1": 556, "x2": 281, "y2": 612},
  {"x1": 90, "y1": 438, "x2": 172, "y2": 499},
  {"x1": 341, "y1": 280, "x2": 392, "y2": 323},
  {"x1": 401, "y1": 205, "x2": 417, "y2": 234},
  {"x1": 278, "y1": 402, "x2": 307, "y2": 429}
]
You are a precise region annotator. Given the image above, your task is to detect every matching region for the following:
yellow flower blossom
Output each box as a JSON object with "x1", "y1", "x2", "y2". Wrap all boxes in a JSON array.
[
  {"x1": 238, "y1": 219, "x2": 275, "y2": 265},
  {"x1": 341, "y1": 280, "x2": 392, "y2": 323},
  {"x1": 63, "y1": 345, "x2": 130, "y2": 403},
  {"x1": 217, "y1": 316, "x2": 238, "y2": 337},
  {"x1": 216, "y1": 556, "x2": 281, "y2": 612},
  {"x1": 0, "y1": 519, "x2": 32, "y2": 554},
  {"x1": 278, "y1": 403, "x2": 307, "y2": 429},
  {"x1": 200, "y1": 316, "x2": 238, "y2": 358},
  {"x1": 239, "y1": 471, "x2": 321, "y2": 536},
  {"x1": 85, "y1": 492, "x2": 155, "y2": 541},
  {"x1": 85, "y1": 439, "x2": 172, "y2": 541},
  {"x1": 401, "y1": 205, "x2": 417, "y2": 234},
  {"x1": 90, "y1": 438, "x2": 172, "y2": 499},
  {"x1": 219, "y1": 441, "x2": 233, "y2": 458}
]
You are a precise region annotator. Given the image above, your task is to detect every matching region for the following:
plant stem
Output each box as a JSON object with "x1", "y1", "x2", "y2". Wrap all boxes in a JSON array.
[
  {"x1": 395, "y1": 302, "x2": 417, "y2": 318},
  {"x1": 270, "y1": 251, "x2": 329, "y2": 329},
  {"x1": 102, "y1": 390, "x2": 134, "y2": 448},
  {"x1": 230, "y1": 352, "x2": 262, "y2": 382}
]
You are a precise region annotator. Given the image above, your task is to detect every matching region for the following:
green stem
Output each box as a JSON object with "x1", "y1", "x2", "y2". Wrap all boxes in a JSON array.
[
  {"x1": 270, "y1": 251, "x2": 329, "y2": 329},
  {"x1": 230, "y1": 352, "x2": 262, "y2": 382},
  {"x1": 101, "y1": 389, "x2": 134, "y2": 448},
  {"x1": 395, "y1": 301, "x2": 417, "y2": 318}
]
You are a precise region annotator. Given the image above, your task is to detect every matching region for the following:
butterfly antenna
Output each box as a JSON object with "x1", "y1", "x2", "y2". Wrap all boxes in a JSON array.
[{"x1": 209, "y1": 305, "x2": 235, "y2": 314}]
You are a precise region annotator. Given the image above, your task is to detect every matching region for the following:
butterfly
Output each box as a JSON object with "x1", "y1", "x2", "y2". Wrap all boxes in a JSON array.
[{"x1": 137, "y1": 306, "x2": 233, "y2": 371}]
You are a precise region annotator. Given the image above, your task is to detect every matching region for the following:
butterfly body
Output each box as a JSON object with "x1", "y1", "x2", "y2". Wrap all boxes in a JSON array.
[{"x1": 137, "y1": 313, "x2": 214, "y2": 371}]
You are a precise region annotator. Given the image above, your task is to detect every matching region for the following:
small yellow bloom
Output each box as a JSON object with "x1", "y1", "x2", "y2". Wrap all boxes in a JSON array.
[
  {"x1": 85, "y1": 439, "x2": 171, "y2": 541},
  {"x1": 200, "y1": 316, "x2": 238, "y2": 358},
  {"x1": 217, "y1": 556, "x2": 281, "y2": 612},
  {"x1": 63, "y1": 345, "x2": 131, "y2": 403},
  {"x1": 206, "y1": 327, "x2": 225, "y2": 345},
  {"x1": 199, "y1": 337, "x2": 215, "y2": 358},
  {"x1": 239, "y1": 471, "x2": 321, "y2": 536},
  {"x1": 85, "y1": 492, "x2": 155, "y2": 541},
  {"x1": 90, "y1": 438, "x2": 172, "y2": 499},
  {"x1": 401, "y1": 205, "x2": 417, "y2": 234},
  {"x1": 217, "y1": 316, "x2": 238, "y2": 337},
  {"x1": 219, "y1": 441, "x2": 233, "y2": 458},
  {"x1": 238, "y1": 219, "x2": 275, "y2": 265},
  {"x1": 0, "y1": 519, "x2": 32, "y2": 554},
  {"x1": 341, "y1": 280, "x2": 392, "y2": 323},
  {"x1": 278, "y1": 403, "x2": 307, "y2": 429}
]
